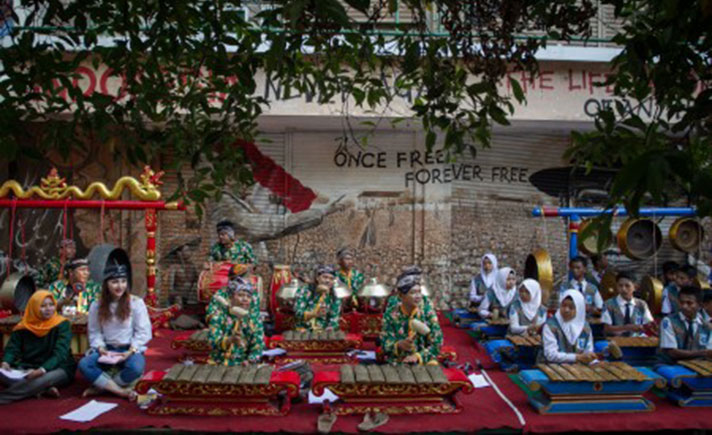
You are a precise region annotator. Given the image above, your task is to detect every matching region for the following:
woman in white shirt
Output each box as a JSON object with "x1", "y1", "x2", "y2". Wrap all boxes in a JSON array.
[
  {"x1": 540, "y1": 289, "x2": 596, "y2": 364},
  {"x1": 508, "y1": 279, "x2": 548, "y2": 335},
  {"x1": 78, "y1": 262, "x2": 152, "y2": 400}
]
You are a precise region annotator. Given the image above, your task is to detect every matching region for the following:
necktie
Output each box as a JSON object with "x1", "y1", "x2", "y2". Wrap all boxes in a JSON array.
[
  {"x1": 624, "y1": 303, "x2": 632, "y2": 324},
  {"x1": 683, "y1": 319, "x2": 694, "y2": 349},
  {"x1": 578, "y1": 282, "x2": 583, "y2": 293}
]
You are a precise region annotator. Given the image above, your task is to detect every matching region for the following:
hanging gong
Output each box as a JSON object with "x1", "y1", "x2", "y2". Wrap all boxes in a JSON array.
[
  {"x1": 0, "y1": 272, "x2": 36, "y2": 313},
  {"x1": 578, "y1": 219, "x2": 613, "y2": 256},
  {"x1": 693, "y1": 276, "x2": 711, "y2": 291},
  {"x1": 598, "y1": 269, "x2": 618, "y2": 301},
  {"x1": 617, "y1": 218, "x2": 662, "y2": 260},
  {"x1": 87, "y1": 244, "x2": 132, "y2": 284},
  {"x1": 524, "y1": 249, "x2": 553, "y2": 305},
  {"x1": 639, "y1": 275, "x2": 663, "y2": 315},
  {"x1": 669, "y1": 217, "x2": 704, "y2": 253}
]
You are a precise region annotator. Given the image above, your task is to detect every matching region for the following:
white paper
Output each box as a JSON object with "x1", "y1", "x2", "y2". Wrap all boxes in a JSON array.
[
  {"x1": 0, "y1": 368, "x2": 27, "y2": 380},
  {"x1": 97, "y1": 352, "x2": 125, "y2": 365},
  {"x1": 468, "y1": 373, "x2": 490, "y2": 388},
  {"x1": 354, "y1": 351, "x2": 377, "y2": 361},
  {"x1": 308, "y1": 387, "x2": 339, "y2": 404},
  {"x1": 262, "y1": 348, "x2": 287, "y2": 357},
  {"x1": 59, "y1": 400, "x2": 118, "y2": 422}
]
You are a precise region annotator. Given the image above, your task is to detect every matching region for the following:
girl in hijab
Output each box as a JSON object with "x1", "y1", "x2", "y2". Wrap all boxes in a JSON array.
[
  {"x1": 509, "y1": 279, "x2": 548, "y2": 336},
  {"x1": 469, "y1": 254, "x2": 497, "y2": 307},
  {"x1": 0, "y1": 291, "x2": 76, "y2": 404},
  {"x1": 79, "y1": 262, "x2": 152, "y2": 400},
  {"x1": 478, "y1": 267, "x2": 518, "y2": 319},
  {"x1": 541, "y1": 289, "x2": 596, "y2": 363}
]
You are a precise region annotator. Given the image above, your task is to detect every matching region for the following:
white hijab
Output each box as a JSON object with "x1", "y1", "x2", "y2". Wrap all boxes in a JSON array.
[
  {"x1": 493, "y1": 267, "x2": 517, "y2": 308},
  {"x1": 555, "y1": 289, "x2": 587, "y2": 346},
  {"x1": 479, "y1": 253, "x2": 498, "y2": 289},
  {"x1": 519, "y1": 278, "x2": 542, "y2": 322}
]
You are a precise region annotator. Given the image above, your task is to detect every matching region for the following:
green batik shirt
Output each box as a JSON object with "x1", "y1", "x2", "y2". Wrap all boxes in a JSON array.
[
  {"x1": 47, "y1": 279, "x2": 101, "y2": 314},
  {"x1": 206, "y1": 288, "x2": 265, "y2": 366},
  {"x1": 293, "y1": 284, "x2": 342, "y2": 331},
  {"x1": 208, "y1": 240, "x2": 257, "y2": 264},
  {"x1": 381, "y1": 300, "x2": 443, "y2": 364},
  {"x1": 384, "y1": 293, "x2": 434, "y2": 317},
  {"x1": 40, "y1": 257, "x2": 63, "y2": 288},
  {"x1": 336, "y1": 268, "x2": 365, "y2": 293}
]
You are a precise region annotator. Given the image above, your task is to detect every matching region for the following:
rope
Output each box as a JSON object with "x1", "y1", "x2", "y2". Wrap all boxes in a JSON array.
[
  {"x1": 99, "y1": 200, "x2": 106, "y2": 244},
  {"x1": 652, "y1": 214, "x2": 658, "y2": 278},
  {"x1": 482, "y1": 369, "x2": 526, "y2": 427},
  {"x1": 6, "y1": 199, "x2": 17, "y2": 278}
]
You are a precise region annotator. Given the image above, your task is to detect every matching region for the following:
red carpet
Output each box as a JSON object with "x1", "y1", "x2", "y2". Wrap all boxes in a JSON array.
[{"x1": 1, "y1": 324, "x2": 712, "y2": 433}]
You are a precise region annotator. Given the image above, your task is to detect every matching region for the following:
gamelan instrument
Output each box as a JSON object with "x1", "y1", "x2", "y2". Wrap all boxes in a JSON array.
[
  {"x1": 484, "y1": 335, "x2": 541, "y2": 371},
  {"x1": 524, "y1": 249, "x2": 553, "y2": 305},
  {"x1": 519, "y1": 362, "x2": 665, "y2": 414},
  {"x1": 669, "y1": 217, "x2": 704, "y2": 253},
  {"x1": 639, "y1": 275, "x2": 664, "y2": 315},
  {"x1": 197, "y1": 261, "x2": 232, "y2": 304},
  {"x1": 656, "y1": 359, "x2": 712, "y2": 407},
  {"x1": 450, "y1": 308, "x2": 481, "y2": 329},
  {"x1": 594, "y1": 336, "x2": 659, "y2": 366},
  {"x1": 617, "y1": 218, "x2": 662, "y2": 260},
  {"x1": 171, "y1": 329, "x2": 211, "y2": 362},
  {"x1": 578, "y1": 219, "x2": 613, "y2": 256},
  {"x1": 136, "y1": 363, "x2": 300, "y2": 416},
  {"x1": 267, "y1": 329, "x2": 363, "y2": 364},
  {"x1": 0, "y1": 272, "x2": 36, "y2": 313},
  {"x1": 311, "y1": 364, "x2": 473, "y2": 415},
  {"x1": 87, "y1": 244, "x2": 132, "y2": 284},
  {"x1": 0, "y1": 314, "x2": 88, "y2": 358}
]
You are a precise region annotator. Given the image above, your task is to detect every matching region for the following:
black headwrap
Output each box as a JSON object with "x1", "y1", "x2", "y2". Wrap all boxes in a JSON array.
[
  {"x1": 227, "y1": 276, "x2": 253, "y2": 294},
  {"x1": 396, "y1": 274, "x2": 421, "y2": 294},
  {"x1": 315, "y1": 264, "x2": 336, "y2": 277}
]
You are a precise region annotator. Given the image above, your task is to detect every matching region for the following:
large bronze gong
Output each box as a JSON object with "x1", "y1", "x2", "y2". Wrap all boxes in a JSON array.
[
  {"x1": 617, "y1": 218, "x2": 662, "y2": 260},
  {"x1": 598, "y1": 270, "x2": 618, "y2": 301},
  {"x1": 669, "y1": 217, "x2": 704, "y2": 253},
  {"x1": 578, "y1": 219, "x2": 613, "y2": 256},
  {"x1": 0, "y1": 272, "x2": 36, "y2": 313},
  {"x1": 639, "y1": 275, "x2": 663, "y2": 315},
  {"x1": 524, "y1": 249, "x2": 553, "y2": 305}
]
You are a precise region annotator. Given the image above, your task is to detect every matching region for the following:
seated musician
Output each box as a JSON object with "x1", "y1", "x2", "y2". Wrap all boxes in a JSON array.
[
  {"x1": 479, "y1": 267, "x2": 518, "y2": 320},
  {"x1": 659, "y1": 286, "x2": 712, "y2": 363},
  {"x1": 0, "y1": 291, "x2": 75, "y2": 404},
  {"x1": 701, "y1": 292, "x2": 712, "y2": 323},
  {"x1": 586, "y1": 254, "x2": 609, "y2": 287},
  {"x1": 559, "y1": 256, "x2": 603, "y2": 318},
  {"x1": 225, "y1": 263, "x2": 263, "y2": 312},
  {"x1": 208, "y1": 220, "x2": 256, "y2": 264},
  {"x1": 601, "y1": 272, "x2": 654, "y2": 337},
  {"x1": 79, "y1": 262, "x2": 152, "y2": 400},
  {"x1": 508, "y1": 279, "x2": 547, "y2": 336},
  {"x1": 336, "y1": 247, "x2": 364, "y2": 309},
  {"x1": 541, "y1": 290, "x2": 597, "y2": 364},
  {"x1": 39, "y1": 238, "x2": 76, "y2": 288},
  {"x1": 469, "y1": 253, "x2": 497, "y2": 309},
  {"x1": 662, "y1": 264, "x2": 696, "y2": 315},
  {"x1": 381, "y1": 274, "x2": 443, "y2": 365},
  {"x1": 294, "y1": 265, "x2": 342, "y2": 331},
  {"x1": 206, "y1": 277, "x2": 265, "y2": 366},
  {"x1": 48, "y1": 258, "x2": 101, "y2": 315},
  {"x1": 384, "y1": 266, "x2": 434, "y2": 316}
]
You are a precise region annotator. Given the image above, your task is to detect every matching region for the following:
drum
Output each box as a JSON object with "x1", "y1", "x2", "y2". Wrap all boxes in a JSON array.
[
  {"x1": 524, "y1": 249, "x2": 553, "y2": 305},
  {"x1": 87, "y1": 244, "x2": 132, "y2": 284},
  {"x1": 0, "y1": 273, "x2": 36, "y2": 313},
  {"x1": 197, "y1": 262, "x2": 232, "y2": 303},
  {"x1": 270, "y1": 265, "x2": 292, "y2": 314}
]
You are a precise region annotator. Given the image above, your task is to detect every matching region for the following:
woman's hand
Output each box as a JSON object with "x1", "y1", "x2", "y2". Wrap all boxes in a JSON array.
[{"x1": 98, "y1": 347, "x2": 109, "y2": 356}]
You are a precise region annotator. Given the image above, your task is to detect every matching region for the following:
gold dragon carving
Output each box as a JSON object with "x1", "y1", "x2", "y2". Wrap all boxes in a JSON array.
[{"x1": 0, "y1": 166, "x2": 164, "y2": 201}]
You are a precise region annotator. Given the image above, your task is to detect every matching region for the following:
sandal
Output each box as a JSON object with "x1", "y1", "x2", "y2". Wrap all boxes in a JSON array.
[
  {"x1": 317, "y1": 412, "x2": 337, "y2": 434},
  {"x1": 358, "y1": 412, "x2": 389, "y2": 431}
]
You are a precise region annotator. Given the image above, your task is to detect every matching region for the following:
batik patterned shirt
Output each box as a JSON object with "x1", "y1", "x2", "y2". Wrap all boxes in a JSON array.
[
  {"x1": 380, "y1": 300, "x2": 443, "y2": 364},
  {"x1": 208, "y1": 240, "x2": 257, "y2": 264},
  {"x1": 293, "y1": 284, "x2": 342, "y2": 331},
  {"x1": 206, "y1": 288, "x2": 264, "y2": 365},
  {"x1": 48, "y1": 279, "x2": 101, "y2": 314}
]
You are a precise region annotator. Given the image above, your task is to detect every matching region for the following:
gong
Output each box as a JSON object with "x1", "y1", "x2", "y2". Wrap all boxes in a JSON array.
[
  {"x1": 0, "y1": 272, "x2": 36, "y2": 313},
  {"x1": 87, "y1": 244, "x2": 132, "y2": 284},
  {"x1": 639, "y1": 275, "x2": 663, "y2": 315},
  {"x1": 598, "y1": 270, "x2": 618, "y2": 301},
  {"x1": 669, "y1": 217, "x2": 704, "y2": 253},
  {"x1": 524, "y1": 249, "x2": 553, "y2": 305},
  {"x1": 578, "y1": 219, "x2": 613, "y2": 256},
  {"x1": 617, "y1": 218, "x2": 662, "y2": 260}
]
